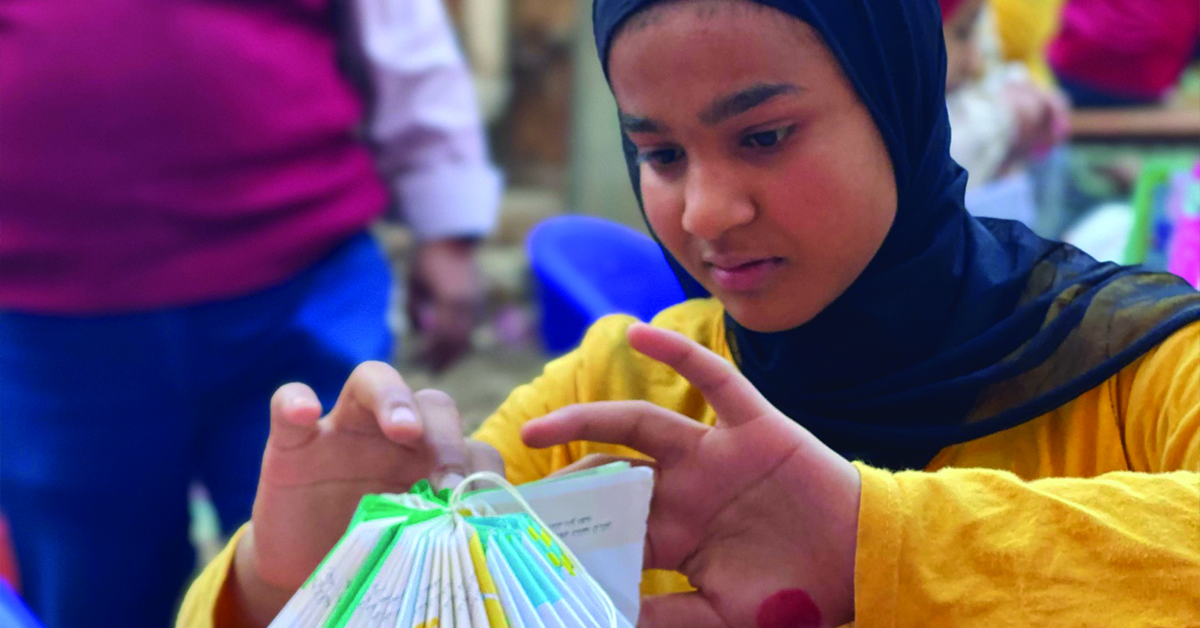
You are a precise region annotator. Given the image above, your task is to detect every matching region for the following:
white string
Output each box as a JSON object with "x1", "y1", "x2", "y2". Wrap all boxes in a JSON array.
[{"x1": 447, "y1": 471, "x2": 620, "y2": 628}]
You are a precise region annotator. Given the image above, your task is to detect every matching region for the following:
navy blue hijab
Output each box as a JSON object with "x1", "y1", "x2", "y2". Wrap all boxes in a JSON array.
[{"x1": 594, "y1": 0, "x2": 1200, "y2": 469}]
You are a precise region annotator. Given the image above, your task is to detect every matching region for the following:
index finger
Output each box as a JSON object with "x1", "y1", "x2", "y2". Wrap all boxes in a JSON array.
[
  {"x1": 627, "y1": 323, "x2": 772, "y2": 427},
  {"x1": 328, "y1": 361, "x2": 423, "y2": 444},
  {"x1": 414, "y1": 389, "x2": 469, "y2": 490},
  {"x1": 521, "y1": 400, "x2": 704, "y2": 469}
]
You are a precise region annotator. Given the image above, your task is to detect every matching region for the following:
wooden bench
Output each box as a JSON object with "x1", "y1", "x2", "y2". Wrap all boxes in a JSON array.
[{"x1": 1070, "y1": 105, "x2": 1200, "y2": 145}]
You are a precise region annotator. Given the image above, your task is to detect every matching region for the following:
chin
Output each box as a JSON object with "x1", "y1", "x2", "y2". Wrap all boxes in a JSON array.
[{"x1": 721, "y1": 298, "x2": 816, "y2": 333}]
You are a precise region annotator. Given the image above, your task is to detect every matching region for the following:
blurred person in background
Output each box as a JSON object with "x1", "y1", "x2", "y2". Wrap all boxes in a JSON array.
[
  {"x1": 0, "y1": 1, "x2": 500, "y2": 626},
  {"x1": 941, "y1": 0, "x2": 1070, "y2": 191},
  {"x1": 1049, "y1": 0, "x2": 1200, "y2": 107},
  {"x1": 989, "y1": 0, "x2": 1067, "y2": 87}
]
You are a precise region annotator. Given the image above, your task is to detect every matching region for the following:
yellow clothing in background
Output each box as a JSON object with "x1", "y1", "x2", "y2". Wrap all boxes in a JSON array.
[
  {"x1": 989, "y1": 0, "x2": 1067, "y2": 85},
  {"x1": 179, "y1": 298, "x2": 1200, "y2": 627}
]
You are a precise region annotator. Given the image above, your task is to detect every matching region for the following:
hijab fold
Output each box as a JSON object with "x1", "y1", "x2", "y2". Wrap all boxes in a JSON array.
[{"x1": 595, "y1": 0, "x2": 1200, "y2": 469}]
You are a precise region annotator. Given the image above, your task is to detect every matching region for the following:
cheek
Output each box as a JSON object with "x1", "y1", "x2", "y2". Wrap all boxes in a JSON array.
[
  {"x1": 640, "y1": 176, "x2": 687, "y2": 248},
  {"x1": 763, "y1": 156, "x2": 880, "y2": 254},
  {"x1": 760, "y1": 133, "x2": 894, "y2": 284}
]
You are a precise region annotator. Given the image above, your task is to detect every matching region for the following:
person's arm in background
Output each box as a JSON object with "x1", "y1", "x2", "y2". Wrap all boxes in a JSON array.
[{"x1": 353, "y1": 0, "x2": 503, "y2": 372}]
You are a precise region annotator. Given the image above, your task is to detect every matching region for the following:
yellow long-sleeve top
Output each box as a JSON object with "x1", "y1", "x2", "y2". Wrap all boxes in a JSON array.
[{"x1": 180, "y1": 298, "x2": 1200, "y2": 627}]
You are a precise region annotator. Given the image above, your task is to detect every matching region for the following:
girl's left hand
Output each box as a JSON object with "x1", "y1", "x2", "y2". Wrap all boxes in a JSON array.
[{"x1": 521, "y1": 323, "x2": 862, "y2": 628}]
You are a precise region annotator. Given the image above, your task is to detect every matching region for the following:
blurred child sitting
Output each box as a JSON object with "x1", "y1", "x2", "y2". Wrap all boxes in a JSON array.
[
  {"x1": 941, "y1": 0, "x2": 1071, "y2": 233},
  {"x1": 942, "y1": 0, "x2": 1069, "y2": 189}
]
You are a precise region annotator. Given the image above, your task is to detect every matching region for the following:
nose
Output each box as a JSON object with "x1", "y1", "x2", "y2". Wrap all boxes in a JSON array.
[{"x1": 681, "y1": 163, "x2": 756, "y2": 241}]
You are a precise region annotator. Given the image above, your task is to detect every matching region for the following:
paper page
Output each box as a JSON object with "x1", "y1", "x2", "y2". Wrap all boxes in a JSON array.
[
  {"x1": 272, "y1": 464, "x2": 652, "y2": 627},
  {"x1": 381, "y1": 526, "x2": 426, "y2": 626},
  {"x1": 428, "y1": 532, "x2": 448, "y2": 628},
  {"x1": 276, "y1": 517, "x2": 399, "y2": 628},
  {"x1": 462, "y1": 467, "x2": 653, "y2": 623},
  {"x1": 447, "y1": 525, "x2": 470, "y2": 628},
  {"x1": 394, "y1": 532, "x2": 433, "y2": 628},
  {"x1": 409, "y1": 524, "x2": 439, "y2": 628},
  {"x1": 450, "y1": 523, "x2": 490, "y2": 628},
  {"x1": 518, "y1": 535, "x2": 595, "y2": 628},
  {"x1": 466, "y1": 528, "x2": 508, "y2": 628},
  {"x1": 522, "y1": 536, "x2": 605, "y2": 628},
  {"x1": 486, "y1": 540, "x2": 546, "y2": 628},
  {"x1": 497, "y1": 532, "x2": 568, "y2": 628},
  {"x1": 350, "y1": 522, "x2": 420, "y2": 628}
]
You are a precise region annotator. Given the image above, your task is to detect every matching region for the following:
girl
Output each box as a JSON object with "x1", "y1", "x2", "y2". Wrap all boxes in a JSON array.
[{"x1": 179, "y1": 0, "x2": 1199, "y2": 626}]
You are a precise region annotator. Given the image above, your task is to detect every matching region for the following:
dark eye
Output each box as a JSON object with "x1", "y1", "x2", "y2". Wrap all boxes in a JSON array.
[
  {"x1": 741, "y1": 126, "x2": 794, "y2": 149},
  {"x1": 638, "y1": 147, "x2": 684, "y2": 166}
]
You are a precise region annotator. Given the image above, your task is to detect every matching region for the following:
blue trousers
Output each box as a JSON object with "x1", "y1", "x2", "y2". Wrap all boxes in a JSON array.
[
  {"x1": 0, "y1": 233, "x2": 392, "y2": 628},
  {"x1": 1054, "y1": 73, "x2": 1159, "y2": 109}
]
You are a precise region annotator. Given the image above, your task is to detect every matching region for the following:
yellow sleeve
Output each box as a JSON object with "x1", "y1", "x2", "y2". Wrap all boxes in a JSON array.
[
  {"x1": 471, "y1": 312, "x2": 642, "y2": 485},
  {"x1": 176, "y1": 525, "x2": 247, "y2": 628},
  {"x1": 853, "y1": 325, "x2": 1200, "y2": 627},
  {"x1": 853, "y1": 465, "x2": 1199, "y2": 627},
  {"x1": 1120, "y1": 322, "x2": 1200, "y2": 473}
]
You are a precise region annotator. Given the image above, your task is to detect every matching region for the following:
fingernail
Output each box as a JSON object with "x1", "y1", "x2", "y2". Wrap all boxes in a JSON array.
[
  {"x1": 390, "y1": 406, "x2": 417, "y2": 425},
  {"x1": 438, "y1": 472, "x2": 466, "y2": 491}
]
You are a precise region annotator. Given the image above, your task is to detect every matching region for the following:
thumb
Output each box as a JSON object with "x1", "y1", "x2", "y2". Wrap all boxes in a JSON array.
[{"x1": 268, "y1": 383, "x2": 323, "y2": 450}]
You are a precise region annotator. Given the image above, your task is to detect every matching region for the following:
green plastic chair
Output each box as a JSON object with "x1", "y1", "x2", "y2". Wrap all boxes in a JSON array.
[{"x1": 1124, "y1": 157, "x2": 1198, "y2": 265}]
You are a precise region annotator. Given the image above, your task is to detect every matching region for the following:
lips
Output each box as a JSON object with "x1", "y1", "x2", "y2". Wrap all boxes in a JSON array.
[{"x1": 704, "y1": 255, "x2": 785, "y2": 292}]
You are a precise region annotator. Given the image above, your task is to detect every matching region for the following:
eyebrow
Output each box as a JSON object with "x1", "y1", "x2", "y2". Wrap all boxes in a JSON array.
[
  {"x1": 699, "y1": 82, "x2": 802, "y2": 125},
  {"x1": 619, "y1": 112, "x2": 664, "y2": 134},
  {"x1": 619, "y1": 82, "x2": 802, "y2": 134}
]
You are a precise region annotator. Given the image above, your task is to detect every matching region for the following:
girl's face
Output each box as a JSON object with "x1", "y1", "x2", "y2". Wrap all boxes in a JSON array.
[
  {"x1": 610, "y1": 0, "x2": 897, "y2": 332},
  {"x1": 943, "y1": 0, "x2": 986, "y2": 92}
]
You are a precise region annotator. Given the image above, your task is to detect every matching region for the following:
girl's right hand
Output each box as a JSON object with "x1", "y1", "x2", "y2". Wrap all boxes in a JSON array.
[{"x1": 224, "y1": 361, "x2": 504, "y2": 627}]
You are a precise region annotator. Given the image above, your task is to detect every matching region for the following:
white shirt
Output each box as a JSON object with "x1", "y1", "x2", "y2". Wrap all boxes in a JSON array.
[{"x1": 351, "y1": 0, "x2": 502, "y2": 240}]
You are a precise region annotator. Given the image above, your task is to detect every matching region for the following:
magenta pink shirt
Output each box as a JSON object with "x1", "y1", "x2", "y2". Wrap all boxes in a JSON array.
[
  {"x1": 1049, "y1": 0, "x2": 1200, "y2": 100},
  {"x1": 0, "y1": 0, "x2": 389, "y2": 313}
]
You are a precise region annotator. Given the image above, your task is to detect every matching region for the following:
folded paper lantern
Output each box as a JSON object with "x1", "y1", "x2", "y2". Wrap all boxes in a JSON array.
[{"x1": 270, "y1": 463, "x2": 654, "y2": 628}]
